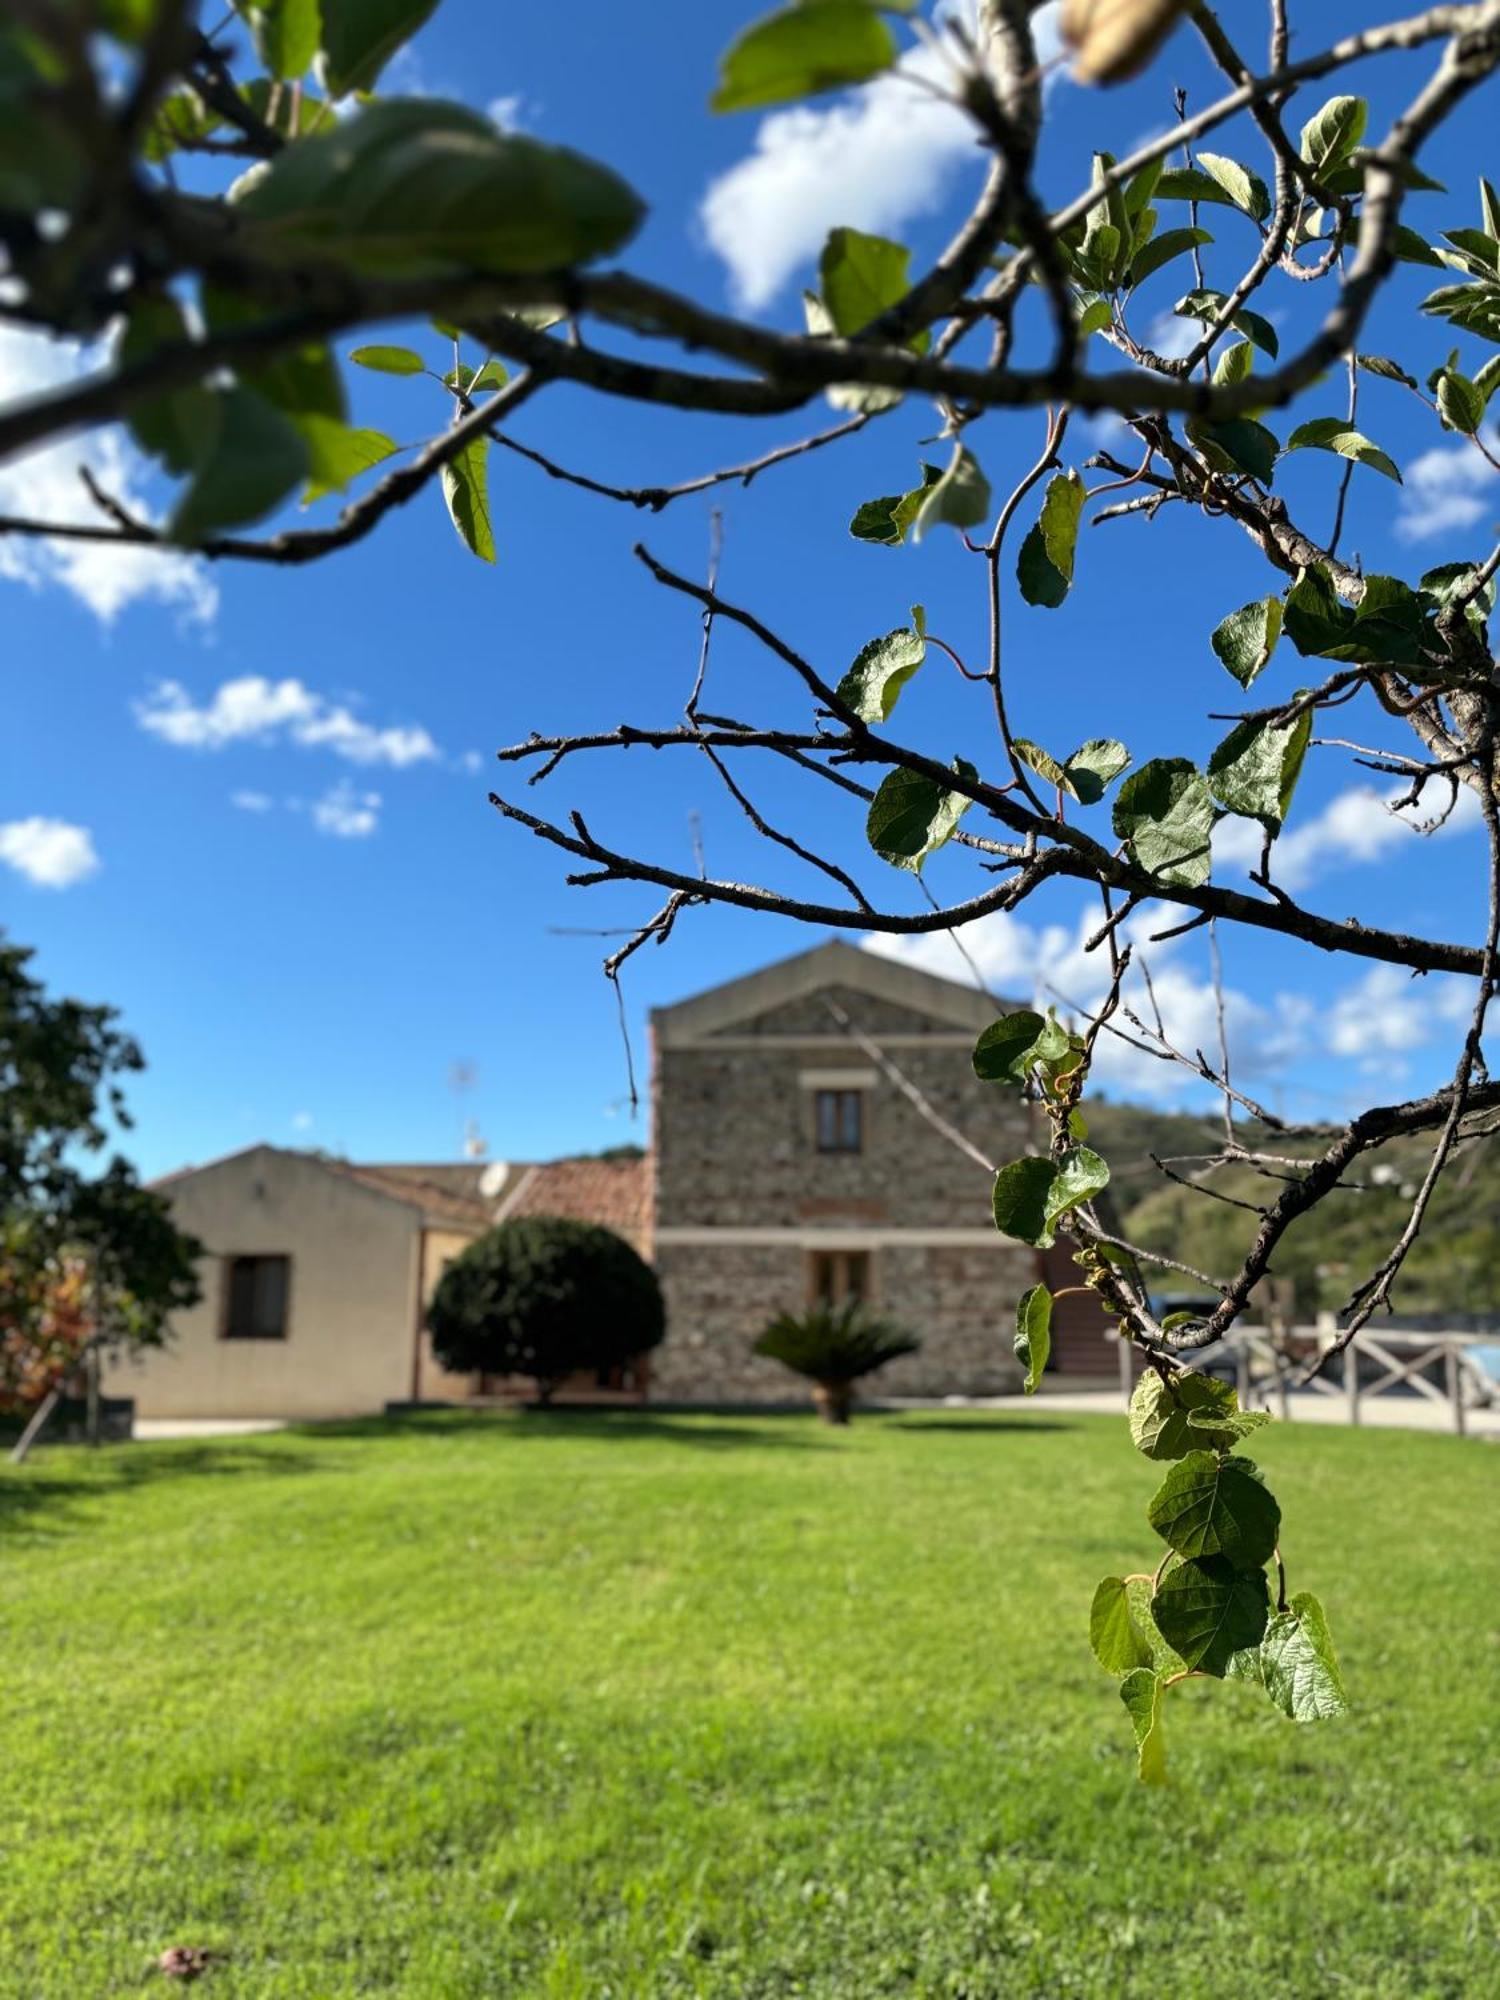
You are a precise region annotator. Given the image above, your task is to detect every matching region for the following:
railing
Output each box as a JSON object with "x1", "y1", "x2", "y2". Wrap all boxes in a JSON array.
[{"x1": 1222, "y1": 1326, "x2": 1493, "y2": 1436}]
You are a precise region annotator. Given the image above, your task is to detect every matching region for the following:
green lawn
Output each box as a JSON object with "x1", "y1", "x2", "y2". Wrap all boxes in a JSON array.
[{"x1": 1, "y1": 1410, "x2": 1495, "y2": 1998}]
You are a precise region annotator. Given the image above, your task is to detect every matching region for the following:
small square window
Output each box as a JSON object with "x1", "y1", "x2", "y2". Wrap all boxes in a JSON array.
[
  {"x1": 224, "y1": 1255, "x2": 290, "y2": 1340},
  {"x1": 815, "y1": 1088, "x2": 863, "y2": 1153}
]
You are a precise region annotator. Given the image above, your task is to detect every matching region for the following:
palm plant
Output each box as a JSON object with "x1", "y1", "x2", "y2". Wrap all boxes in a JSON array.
[{"x1": 753, "y1": 1299, "x2": 920, "y2": 1425}]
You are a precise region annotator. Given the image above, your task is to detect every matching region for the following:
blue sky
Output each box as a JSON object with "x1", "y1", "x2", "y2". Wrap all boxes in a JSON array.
[{"x1": 2, "y1": 0, "x2": 1496, "y2": 1179}]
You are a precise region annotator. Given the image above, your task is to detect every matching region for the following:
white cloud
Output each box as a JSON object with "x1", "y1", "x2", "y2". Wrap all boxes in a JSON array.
[
  {"x1": 0, "y1": 327, "x2": 217, "y2": 625},
  {"x1": 865, "y1": 907, "x2": 1311, "y2": 1102},
  {"x1": 0, "y1": 816, "x2": 100, "y2": 889},
  {"x1": 137, "y1": 677, "x2": 440, "y2": 767},
  {"x1": 700, "y1": 7, "x2": 980, "y2": 309},
  {"x1": 231, "y1": 789, "x2": 274, "y2": 812},
  {"x1": 1394, "y1": 444, "x2": 1498, "y2": 543},
  {"x1": 1324, "y1": 962, "x2": 1472, "y2": 1065},
  {"x1": 1213, "y1": 782, "x2": 1482, "y2": 892},
  {"x1": 311, "y1": 780, "x2": 380, "y2": 838},
  {"x1": 291, "y1": 1110, "x2": 314, "y2": 1133}
]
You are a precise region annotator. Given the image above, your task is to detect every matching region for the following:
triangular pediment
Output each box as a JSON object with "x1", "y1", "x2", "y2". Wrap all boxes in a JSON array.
[{"x1": 651, "y1": 939, "x2": 1007, "y2": 1045}]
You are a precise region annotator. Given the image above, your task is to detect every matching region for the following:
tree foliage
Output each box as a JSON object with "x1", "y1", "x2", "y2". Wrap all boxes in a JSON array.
[
  {"x1": 754, "y1": 1297, "x2": 920, "y2": 1422},
  {"x1": 0, "y1": 938, "x2": 202, "y2": 1393},
  {"x1": 426, "y1": 1216, "x2": 665, "y2": 1399},
  {"x1": 5, "y1": 0, "x2": 1500, "y2": 1771}
]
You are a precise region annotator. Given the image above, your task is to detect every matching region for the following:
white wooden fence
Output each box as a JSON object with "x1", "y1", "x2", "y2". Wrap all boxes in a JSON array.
[{"x1": 1215, "y1": 1326, "x2": 1493, "y2": 1435}]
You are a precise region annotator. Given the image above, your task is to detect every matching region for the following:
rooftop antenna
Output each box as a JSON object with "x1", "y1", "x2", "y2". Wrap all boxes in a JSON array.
[{"x1": 448, "y1": 1059, "x2": 483, "y2": 1160}]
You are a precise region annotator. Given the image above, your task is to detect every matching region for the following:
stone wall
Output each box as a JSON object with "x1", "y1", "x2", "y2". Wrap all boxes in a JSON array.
[
  {"x1": 651, "y1": 1239, "x2": 1034, "y2": 1401},
  {"x1": 654, "y1": 1033, "x2": 1031, "y2": 1231}
]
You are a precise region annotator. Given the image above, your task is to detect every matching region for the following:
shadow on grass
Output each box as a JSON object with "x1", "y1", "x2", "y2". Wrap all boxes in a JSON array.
[
  {"x1": 0, "y1": 1439, "x2": 324, "y2": 1539},
  {"x1": 310, "y1": 1408, "x2": 825, "y2": 1450},
  {"x1": 888, "y1": 1417, "x2": 1079, "y2": 1435}
]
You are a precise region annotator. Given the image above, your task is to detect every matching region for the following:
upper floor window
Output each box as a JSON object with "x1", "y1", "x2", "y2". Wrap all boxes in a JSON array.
[
  {"x1": 815, "y1": 1088, "x2": 863, "y2": 1154},
  {"x1": 224, "y1": 1255, "x2": 290, "y2": 1340}
]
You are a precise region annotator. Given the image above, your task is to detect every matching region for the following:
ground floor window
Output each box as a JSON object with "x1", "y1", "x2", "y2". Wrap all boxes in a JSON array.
[
  {"x1": 223, "y1": 1254, "x2": 290, "y2": 1340},
  {"x1": 808, "y1": 1249, "x2": 871, "y2": 1307}
]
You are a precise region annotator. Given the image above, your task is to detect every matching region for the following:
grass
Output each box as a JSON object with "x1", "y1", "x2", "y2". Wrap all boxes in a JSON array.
[{"x1": 0, "y1": 1409, "x2": 1495, "y2": 1998}]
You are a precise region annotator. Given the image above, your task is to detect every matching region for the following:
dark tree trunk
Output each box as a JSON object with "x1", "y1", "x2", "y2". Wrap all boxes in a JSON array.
[{"x1": 812, "y1": 1381, "x2": 852, "y2": 1426}]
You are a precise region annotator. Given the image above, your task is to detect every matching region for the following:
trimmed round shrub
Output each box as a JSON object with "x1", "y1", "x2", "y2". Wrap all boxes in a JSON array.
[{"x1": 426, "y1": 1216, "x2": 665, "y2": 1398}]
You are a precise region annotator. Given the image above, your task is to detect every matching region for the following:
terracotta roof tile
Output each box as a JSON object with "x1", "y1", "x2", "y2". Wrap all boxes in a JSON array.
[{"x1": 499, "y1": 1156, "x2": 651, "y2": 1256}]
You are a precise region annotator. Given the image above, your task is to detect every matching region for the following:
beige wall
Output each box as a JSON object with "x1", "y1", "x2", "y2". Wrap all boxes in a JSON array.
[
  {"x1": 412, "y1": 1228, "x2": 482, "y2": 1403},
  {"x1": 102, "y1": 1148, "x2": 426, "y2": 1419}
]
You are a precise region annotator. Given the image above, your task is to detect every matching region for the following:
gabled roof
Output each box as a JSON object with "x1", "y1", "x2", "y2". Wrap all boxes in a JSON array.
[
  {"x1": 151, "y1": 1145, "x2": 514, "y2": 1234},
  {"x1": 650, "y1": 937, "x2": 1002, "y2": 1045}
]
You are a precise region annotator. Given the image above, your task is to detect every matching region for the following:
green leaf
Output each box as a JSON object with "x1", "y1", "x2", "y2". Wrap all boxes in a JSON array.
[
  {"x1": 1298, "y1": 95, "x2": 1367, "y2": 175},
  {"x1": 1091, "y1": 1577, "x2": 1156, "y2": 1674},
  {"x1": 1062, "y1": 737, "x2": 1131, "y2": 804},
  {"x1": 236, "y1": 0, "x2": 321, "y2": 79},
  {"x1": 319, "y1": 0, "x2": 437, "y2": 97},
  {"x1": 818, "y1": 226, "x2": 911, "y2": 335},
  {"x1": 711, "y1": 2, "x2": 897, "y2": 115},
  {"x1": 1128, "y1": 225, "x2": 1211, "y2": 287},
  {"x1": 239, "y1": 100, "x2": 644, "y2": 275},
  {"x1": 1436, "y1": 368, "x2": 1485, "y2": 435},
  {"x1": 1112, "y1": 759, "x2": 1215, "y2": 888},
  {"x1": 1147, "y1": 1450, "x2": 1281, "y2": 1570},
  {"x1": 1128, "y1": 1371, "x2": 1238, "y2": 1461},
  {"x1": 849, "y1": 464, "x2": 942, "y2": 546},
  {"x1": 1323, "y1": 151, "x2": 1445, "y2": 198},
  {"x1": 1186, "y1": 416, "x2": 1279, "y2": 486},
  {"x1": 1151, "y1": 1555, "x2": 1270, "y2": 1677},
  {"x1": 835, "y1": 620, "x2": 926, "y2": 722},
  {"x1": 1195, "y1": 152, "x2": 1271, "y2": 222},
  {"x1": 1211, "y1": 596, "x2": 1282, "y2": 688},
  {"x1": 1076, "y1": 297, "x2": 1113, "y2": 337},
  {"x1": 1174, "y1": 288, "x2": 1278, "y2": 359},
  {"x1": 1014, "y1": 1284, "x2": 1052, "y2": 1395},
  {"x1": 444, "y1": 360, "x2": 510, "y2": 395},
  {"x1": 1395, "y1": 227, "x2": 1445, "y2": 270},
  {"x1": 806, "y1": 228, "x2": 925, "y2": 413},
  {"x1": 972, "y1": 1009, "x2": 1073, "y2": 1085},
  {"x1": 1211, "y1": 339, "x2": 1254, "y2": 389},
  {"x1": 1118, "y1": 1668, "x2": 1168, "y2": 1785},
  {"x1": 865, "y1": 758, "x2": 975, "y2": 872},
  {"x1": 117, "y1": 296, "x2": 214, "y2": 477},
  {"x1": 1155, "y1": 165, "x2": 1239, "y2": 209},
  {"x1": 1186, "y1": 1405, "x2": 1273, "y2": 1445},
  {"x1": 1260, "y1": 1593, "x2": 1350, "y2": 1722},
  {"x1": 1420, "y1": 560, "x2": 1497, "y2": 630},
  {"x1": 168, "y1": 386, "x2": 309, "y2": 544},
  {"x1": 1016, "y1": 469, "x2": 1084, "y2": 607},
  {"x1": 1483, "y1": 175, "x2": 1500, "y2": 241},
  {"x1": 910, "y1": 444, "x2": 990, "y2": 540},
  {"x1": 440, "y1": 434, "x2": 495, "y2": 562},
  {"x1": 1281, "y1": 564, "x2": 1350, "y2": 656},
  {"x1": 350, "y1": 343, "x2": 426, "y2": 375},
  {"x1": 1286, "y1": 416, "x2": 1401, "y2": 482},
  {"x1": 296, "y1": 415, "x2": 397, "y2": 501},
  {"x1": 1013, "y1": 736, "x2": 1129, "y2": 804},
  {"x1": 1356, "y1": 353, "x2": 1418, "y2": 389},
  {"x1": 991, "y1": 1148, "x2": 1110, "y2": 1251},
  {"x1": 1422, "y1": 277, "x2": 1500, "y2": 341},
  {"x1": 1208, "y1": 707, "x2": 1311, "y2": 833}
]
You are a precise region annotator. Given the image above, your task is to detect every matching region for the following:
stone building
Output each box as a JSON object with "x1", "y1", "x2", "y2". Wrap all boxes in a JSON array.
[
  {"x1": 104, "y1": 940, "x2": 1115, "y2": 1418},
  {"x1": 648, "y1": 940, "x2": 1099, "y2": 1401}
]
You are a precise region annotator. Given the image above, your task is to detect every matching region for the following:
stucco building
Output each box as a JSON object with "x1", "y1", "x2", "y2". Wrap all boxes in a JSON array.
[{"x1": 106, "y1": 941, "x2": 1113, "y2": 1417}]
